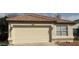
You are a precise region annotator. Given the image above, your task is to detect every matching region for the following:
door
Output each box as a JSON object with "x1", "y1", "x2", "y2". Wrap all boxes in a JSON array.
[{"x1": 12, "y1": 26, "x2": 51, "y2": 44}]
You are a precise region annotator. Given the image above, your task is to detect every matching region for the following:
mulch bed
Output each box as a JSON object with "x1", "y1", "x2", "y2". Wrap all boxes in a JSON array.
[{"x1": 56, "y1": 41, "x2": 79, "y2": 46}]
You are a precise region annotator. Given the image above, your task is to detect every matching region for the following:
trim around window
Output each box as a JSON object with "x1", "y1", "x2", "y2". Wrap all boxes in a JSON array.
[{"x1": 56, "y1": 25, "x2": 68, "y2": 36}]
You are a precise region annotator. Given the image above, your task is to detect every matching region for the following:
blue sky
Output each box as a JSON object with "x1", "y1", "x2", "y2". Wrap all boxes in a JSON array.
[{"x1": 0, "y1": 13, "x2": 79, "y2": 21}]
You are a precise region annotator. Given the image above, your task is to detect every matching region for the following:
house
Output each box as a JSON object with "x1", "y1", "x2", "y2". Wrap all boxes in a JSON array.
[
  {"x1": 73, "y1": 19, "x2": 79, "y2": 37},
  {"x1": 6, "y1": 14, "x2": 76, "y2": 45},
  {"x1": 74, "y1": 19, "x2": 79, "y2": 29}
]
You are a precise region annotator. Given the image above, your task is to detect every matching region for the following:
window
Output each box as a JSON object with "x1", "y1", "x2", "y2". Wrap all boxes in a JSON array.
[{"x1": 56, "y1": 25, "x2": 68, "y2": 36}]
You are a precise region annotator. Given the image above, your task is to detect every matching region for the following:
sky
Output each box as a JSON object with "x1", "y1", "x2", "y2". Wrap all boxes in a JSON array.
[{"x1": 0, "y1": 13, "x2": 79, "y2": 21}]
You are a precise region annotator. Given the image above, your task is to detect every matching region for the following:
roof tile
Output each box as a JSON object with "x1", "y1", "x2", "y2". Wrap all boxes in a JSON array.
[{"x1": 6, "y1": 14, "x2": 75, "y2": 24}]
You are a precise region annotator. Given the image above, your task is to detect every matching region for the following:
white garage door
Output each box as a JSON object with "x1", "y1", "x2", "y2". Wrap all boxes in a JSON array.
[{"x1": 12, "y1": 27, "x2": 50, "y2": 44}]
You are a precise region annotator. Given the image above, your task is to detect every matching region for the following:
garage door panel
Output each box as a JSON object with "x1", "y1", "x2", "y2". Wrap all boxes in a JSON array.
[
  {"x1": 12, "y1": 27, "x2": 49, "y2": 44},
  {"x1": 13, "y1": 39, "x2": 48, "y2": 44}
]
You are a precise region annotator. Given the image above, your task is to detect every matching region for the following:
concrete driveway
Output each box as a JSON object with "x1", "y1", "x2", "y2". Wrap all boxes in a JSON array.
[{"x1": 10, "y1": 42, "x2": 58, "y2": 46}]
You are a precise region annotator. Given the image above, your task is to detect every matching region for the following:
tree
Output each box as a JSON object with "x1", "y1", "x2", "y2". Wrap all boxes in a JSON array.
[
  {"x1": 73, "y1": 27, "x2": 79, "y2": 36},
  {"x1": 73, "y1": 27, "x2": 79, "y2": 41},
  {"x1": 0, "y1": 16, "x2": 9, "y2": 45}
]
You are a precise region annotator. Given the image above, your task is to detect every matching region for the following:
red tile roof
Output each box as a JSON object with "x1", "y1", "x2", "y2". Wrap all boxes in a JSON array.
[{"x1": 6, "y1": 14, "x2": 76, "y2": 24}]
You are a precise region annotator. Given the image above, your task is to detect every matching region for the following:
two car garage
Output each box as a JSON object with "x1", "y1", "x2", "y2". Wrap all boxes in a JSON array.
[
  {"x1": 11, "y1": 25, "x2": 52, "y2": 44},
  {"x1": 7, "y1": 14, "x2": 54, "y2": 45}
]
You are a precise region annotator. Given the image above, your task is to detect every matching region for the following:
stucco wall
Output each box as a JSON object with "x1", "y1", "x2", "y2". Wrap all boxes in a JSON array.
[
  {"x1": 8, "y1": 23, "x2": 74, "y2": 41},
  {"x1": 68, "y1": 25, "x2": 74, "y2": 38},
  {"x1": 73, "y1": 23, "x2": 79, "y2": 29},
  {"x1": 51, "y1": 24, "x2": 74, "y2": 39}
]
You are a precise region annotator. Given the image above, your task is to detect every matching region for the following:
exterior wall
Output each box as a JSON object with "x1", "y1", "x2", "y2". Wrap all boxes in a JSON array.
[
  {"x1": 8, "y1": 23, "x2": 52, "y2": 44},
  {"x1": 68, "y1": 25, "x2": 74, "y2": 38},
  {"x1": 51, "y1": 24, "x2": 74, "y2": 39},
  {"x1": 8, "y1": 23, "x2": 74, "y2": 44},
  {"x1": 8, "y1": 23, "x2": 11, "y2": 40},
  {"x1": 51, "y1": 24, "x2": 74, "y2": 42},
  {"x1": 52, "y1": 39, "x2": 73, "y2": 42},
  {"x1": 73, "y1": 23, "x2": 79, "y2": 29}
]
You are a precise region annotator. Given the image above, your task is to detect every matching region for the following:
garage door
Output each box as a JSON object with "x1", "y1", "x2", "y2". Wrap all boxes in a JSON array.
[{"x1": 12, "y1": 27, "x2": 50, "y2": 44}]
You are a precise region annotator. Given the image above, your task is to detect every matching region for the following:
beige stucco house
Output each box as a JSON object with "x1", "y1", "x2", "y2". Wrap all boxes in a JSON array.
[{"x1": 6, "y1": 14, "x2": 76, "y2": 45}]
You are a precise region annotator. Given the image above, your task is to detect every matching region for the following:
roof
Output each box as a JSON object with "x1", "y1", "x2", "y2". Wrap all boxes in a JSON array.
[
  {"x1": 74, "y1": 19, "x2": 79, "y2": 23},
  {"x1": 6, "y1": 14, "x2": 76, "y2": 24}
]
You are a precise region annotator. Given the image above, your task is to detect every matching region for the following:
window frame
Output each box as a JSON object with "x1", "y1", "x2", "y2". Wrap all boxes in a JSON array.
[{"x1": 56, "y1": 25, "x2": 68, "y2": 36}]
